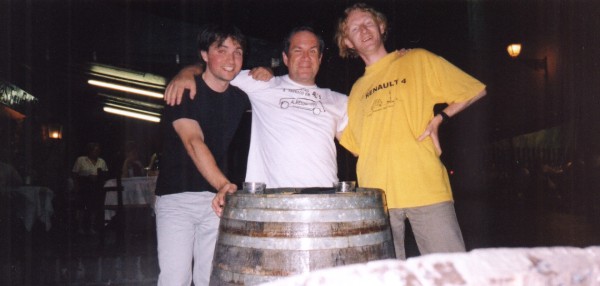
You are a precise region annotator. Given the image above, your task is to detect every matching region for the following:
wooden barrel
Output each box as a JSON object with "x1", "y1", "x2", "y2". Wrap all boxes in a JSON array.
[{"x1": 209, "y1": 188, "x2": 395, "y2": 286}]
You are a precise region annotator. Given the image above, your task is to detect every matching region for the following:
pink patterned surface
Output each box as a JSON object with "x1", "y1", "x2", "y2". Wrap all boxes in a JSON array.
[{"x1": 261, "y1": 247, "x2": 600, "y2": 286}]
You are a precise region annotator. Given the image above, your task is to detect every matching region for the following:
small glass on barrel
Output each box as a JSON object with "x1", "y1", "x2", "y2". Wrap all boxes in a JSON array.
[{"x1": 334, "y1": 181, "x2": 356, "y2": 193}]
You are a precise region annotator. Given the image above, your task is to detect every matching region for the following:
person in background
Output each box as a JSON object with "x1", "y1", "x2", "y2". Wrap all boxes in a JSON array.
[
  {"x1": 121, "y1": 141, "x2": 145, "y2": 178},
  {"x1": 0, "y1": 148, "x2": 22, "y2": 189},
  {"x1": 146, "y1": 152, "x2": 160, "y2": 177},
  {"x1": 72, "y1": 142, "x2": 108, "y2": 235},
  {"x1": 154, "y1": 23, "x2": 250, "y2": 286},
  {"x1": 335, "y1": 3, "x2": 487, "y2": 259},
  {"x1": 164, "y1": 26, "x2": 349, "y2": 195},
  {"x1": 0, "y1": 161, "x2": 22, "y2": 189}
]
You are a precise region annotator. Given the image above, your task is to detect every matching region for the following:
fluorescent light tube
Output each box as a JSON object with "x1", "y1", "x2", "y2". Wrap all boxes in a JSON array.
[
  {"x1": 88, "y1": 80, "x2": 164, "y2": 99},
  {"x1": 103, "y1": 106, "x2": 161, "y2": 123},
  {"x1": 89, "y1": 64, "x2": 166, "y2": 86},
  {"x1": 104, "y1": 102, "x2": 161, "y2": 116}
]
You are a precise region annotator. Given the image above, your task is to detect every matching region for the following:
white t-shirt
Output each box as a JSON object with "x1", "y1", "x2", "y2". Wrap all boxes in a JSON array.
[
  {"x1": 232, "y1": 70, "x2": 348, "y2": 188},
  {"x1": 72, "y1": 156, "x2": 108, "y2": 176}
]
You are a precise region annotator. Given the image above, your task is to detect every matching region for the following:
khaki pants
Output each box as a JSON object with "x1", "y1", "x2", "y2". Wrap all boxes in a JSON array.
[{"x1": 389, "y1": 201, "x2": 465, "y2": 260}]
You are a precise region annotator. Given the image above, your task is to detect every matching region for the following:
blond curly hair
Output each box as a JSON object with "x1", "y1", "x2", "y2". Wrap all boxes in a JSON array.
[{"x1": 335, "y1": 3, "x2": 388, "y2": 59}]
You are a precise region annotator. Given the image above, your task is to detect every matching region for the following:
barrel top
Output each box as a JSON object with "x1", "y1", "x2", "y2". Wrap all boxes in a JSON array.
[
  {"x1": 224, "y1": 187, "x2": 388, "y2": 213},
  {"x1": 232, "y1": 187, "x2": 383, "y2": 197}
]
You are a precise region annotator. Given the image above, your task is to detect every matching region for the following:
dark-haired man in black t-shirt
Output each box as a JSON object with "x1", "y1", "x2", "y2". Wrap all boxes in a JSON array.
[{"x1": 154, "y1": 24, "x2": 250, "y2": 286}]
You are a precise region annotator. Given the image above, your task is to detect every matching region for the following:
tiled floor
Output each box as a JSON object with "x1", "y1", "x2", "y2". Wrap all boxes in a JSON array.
[{"x1": 3, "y1": 206, "x2": 159, "y2": 286}]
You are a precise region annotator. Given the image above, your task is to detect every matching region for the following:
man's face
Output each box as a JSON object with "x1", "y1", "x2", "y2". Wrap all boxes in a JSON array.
[
  {"x1": 201, "y1": 37, "x2": 243, "y2": 86},
  {"x1": 343, "y1": 10, "x2": 385, "y2": 56},
  {"x1": 90, "y1": 146, "x2": 101, "y2": 159},
  {"x1": 282, "y1": 31, "x2": 322, "y2": 86}
]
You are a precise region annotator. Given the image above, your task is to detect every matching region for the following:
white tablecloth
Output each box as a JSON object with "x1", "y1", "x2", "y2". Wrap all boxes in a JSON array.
[
  {"x1": 11, "y1": 186, "x2": 54, "y2": 231},
  {"x1": 261, "y1": 247, "x2": 600, "y2": 286},
  {"x1": 103, "y1": 176, "x2": 157, "y2": 219}
]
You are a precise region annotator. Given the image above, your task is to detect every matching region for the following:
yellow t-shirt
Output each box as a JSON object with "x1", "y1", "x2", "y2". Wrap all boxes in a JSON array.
[{"x1": 340, "y1": 49, "x2": 486, "y2": 209}]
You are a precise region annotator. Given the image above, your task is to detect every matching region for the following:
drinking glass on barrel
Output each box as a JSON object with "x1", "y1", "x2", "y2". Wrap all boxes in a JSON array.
[
  {"x1": 243, "y1": 182, "x2": 266, "y2": 194},
  {"x1": 334, "y1": 181, "x2": 356, "y2": 193}
]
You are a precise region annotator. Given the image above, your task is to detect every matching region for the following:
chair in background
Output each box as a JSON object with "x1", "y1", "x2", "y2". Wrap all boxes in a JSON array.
[{"x1": 101, "y1": 176, "x2": 124, "y2": 247}]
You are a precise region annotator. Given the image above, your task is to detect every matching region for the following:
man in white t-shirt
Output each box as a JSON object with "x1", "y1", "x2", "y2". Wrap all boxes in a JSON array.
[
  {"x1": 71, "y1": 142, "x2": 109, "y2": 234},
  {"x1": 165, "y1": 27, "x2": 348, "y2": 196}
]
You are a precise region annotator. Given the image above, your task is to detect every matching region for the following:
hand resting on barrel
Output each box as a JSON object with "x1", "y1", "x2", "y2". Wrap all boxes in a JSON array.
[{"x1": 212, "y1": 182, "x2": 237, "y2": 217}]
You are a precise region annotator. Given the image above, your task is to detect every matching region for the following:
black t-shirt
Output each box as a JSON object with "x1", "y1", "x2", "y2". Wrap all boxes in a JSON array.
[{"x1": 155, "y1": 76, "x2": 250, "y2": 196}]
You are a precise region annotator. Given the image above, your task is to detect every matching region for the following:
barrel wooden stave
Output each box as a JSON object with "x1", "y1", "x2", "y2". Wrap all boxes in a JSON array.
[{"x1": 210, "y1": 188, "x2": 394, "y2": 286}]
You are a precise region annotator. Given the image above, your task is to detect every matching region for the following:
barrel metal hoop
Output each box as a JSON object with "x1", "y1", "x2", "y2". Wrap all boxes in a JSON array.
[
  {"x1": 222, "y1": 208, "x2": 386, "y2": 223},
  {"x1": 217, "y1": 230, "x2": 392, "y2": 250}
]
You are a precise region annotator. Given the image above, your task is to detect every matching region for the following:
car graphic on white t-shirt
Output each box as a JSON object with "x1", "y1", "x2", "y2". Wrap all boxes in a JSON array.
[{"x1": 279, "y1": 98, "x2": 325, "y2": 115}]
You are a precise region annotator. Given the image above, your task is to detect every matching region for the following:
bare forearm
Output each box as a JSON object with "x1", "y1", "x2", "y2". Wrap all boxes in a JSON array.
[
  {"x1": 164, "y1": 64, "x2": 204, "y2": 105},
  {"x1": 421, "y1": 89, "x2": 486, "y2": 155},
  {"x1": 441, "y1": 89, "x2": 487, "y2": 118},
  {"x1": 187, "y1": 140, "x2": 229, "y2": 190},
  {"x1": 185, "y1": 138, "x2": 230, "y2": 191},
  {"x1": 183, "y1": 63, "x2": 203, "y2": 77}
]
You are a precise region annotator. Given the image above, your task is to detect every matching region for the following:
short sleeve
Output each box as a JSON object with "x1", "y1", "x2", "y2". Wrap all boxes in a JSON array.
[
  {"x1": 423, "y1": 51, "x2": 486, "y2": 104},
  {"x1": 231, "y1": 70, "x2": 273, "y2": 94},
  {"x1": 164, "y1": 90, "x2": 198, "y2": 123}
]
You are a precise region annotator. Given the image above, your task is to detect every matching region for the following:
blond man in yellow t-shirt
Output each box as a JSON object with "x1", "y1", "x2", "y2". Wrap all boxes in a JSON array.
[{"x1": 336, "y1": 3, "x2": 487, "y2": 260}]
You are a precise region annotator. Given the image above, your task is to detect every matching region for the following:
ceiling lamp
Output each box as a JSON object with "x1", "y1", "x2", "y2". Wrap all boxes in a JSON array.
[
  {"x1": 88, "y1": 80, "x2": 164, "y2": 99},
  {"x1": 103, "y1": 104, "x2": 161, "y2": 123},
  {"x1": 88, "y1": 63, "x2": 166, "y2": 86}
]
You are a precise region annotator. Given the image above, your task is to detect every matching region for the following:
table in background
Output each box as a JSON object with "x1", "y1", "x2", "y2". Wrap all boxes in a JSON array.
[{"x1": 103, "y1": 176, "x2": 157, "y2": 220}]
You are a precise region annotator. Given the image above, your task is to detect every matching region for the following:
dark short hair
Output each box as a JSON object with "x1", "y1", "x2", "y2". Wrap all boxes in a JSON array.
[
  {"x1": 196, "y1": 23, "x2": 246, "y2": 59},
  {"x1": 86, "y1": 142, "x2": 101, "y2": 154},
  {"x1": 283, "y1": 26, "x2": 325, "y2": 56},
  {"x1": 124, "y1": 140, "x2": 138, "y2": 153}
]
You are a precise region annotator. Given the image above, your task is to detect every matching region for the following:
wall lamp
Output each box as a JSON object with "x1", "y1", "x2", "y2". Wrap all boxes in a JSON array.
[
  {"x1": 103, "y1": 104, "x2": 161, "y2": 123},
  {"x1": 88, "y1": 79, "x2": 164, "y2": 99},
  {"x1": 43, "y1": 123, "x2": 63, "y2": 140},
  {"x1": 507, "y1": 43, "x2": 548, "y2": 79}
]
